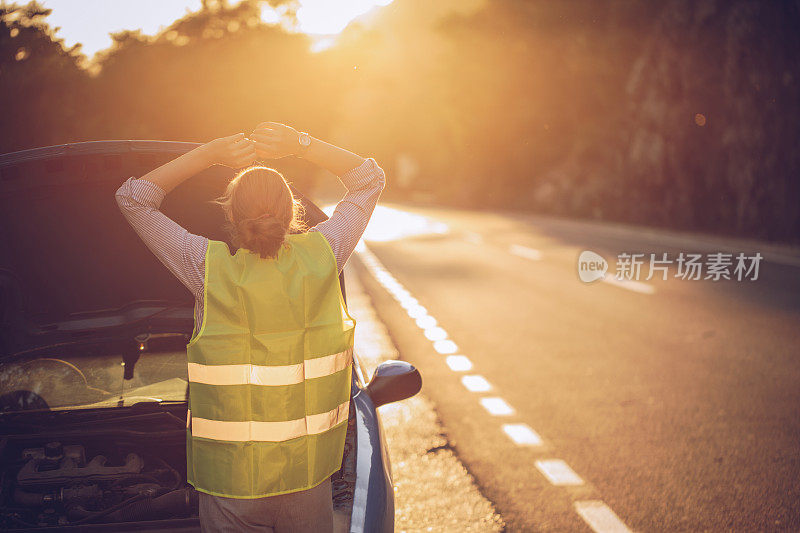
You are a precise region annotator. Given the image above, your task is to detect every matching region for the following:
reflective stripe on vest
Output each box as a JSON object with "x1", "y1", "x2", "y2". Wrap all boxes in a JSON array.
[
  {"x1": 186, "y1": 347, "x2": 353, "y2": 386},
  {"x1": 191, "y1": 399, "x2": 350, "y2": 441},
  {"x1": 185, "y1": 232, "x2": 356, "y2": 498}
]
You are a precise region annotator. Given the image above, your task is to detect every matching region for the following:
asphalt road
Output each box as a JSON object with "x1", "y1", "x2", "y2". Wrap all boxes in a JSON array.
[{"x1": 351, "y1": 203, "x2": 800, "y2": 532}]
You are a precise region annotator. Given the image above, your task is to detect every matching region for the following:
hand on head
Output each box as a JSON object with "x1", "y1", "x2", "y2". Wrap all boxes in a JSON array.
[
  {"x1": 205, "y1": 133, "x2": 257, "y2": 169},
  {"x1": 250, "y1": 122, "x2": 301, "y2": 160},
  {"x1": 206, "y1": 122, "x2": 302, "y2": 170}
]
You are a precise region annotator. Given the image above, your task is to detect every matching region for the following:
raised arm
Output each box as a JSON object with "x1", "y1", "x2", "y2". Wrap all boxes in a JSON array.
[
  {"x1": 138, "y1": 133, "x2": 255, "y2": 193},
  {"x1": 251, "y1": 122, "x2": 365, "y2": 176},
  {"x1": 115, "y1": 134, "x2": 257, "y2": 296},
  {"x1": 251, "y1": 123, "x2": 386, "y2": 272}
]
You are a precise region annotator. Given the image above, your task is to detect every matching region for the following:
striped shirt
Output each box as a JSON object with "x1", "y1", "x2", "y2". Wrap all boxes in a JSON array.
[{"x1": 114, "y1": 158, "x2": 385, "y2": 328}]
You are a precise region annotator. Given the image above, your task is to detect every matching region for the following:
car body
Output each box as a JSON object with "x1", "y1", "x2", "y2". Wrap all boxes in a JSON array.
[{"x1": 0, "y1": 141, "x2": 421, "y2": 532}]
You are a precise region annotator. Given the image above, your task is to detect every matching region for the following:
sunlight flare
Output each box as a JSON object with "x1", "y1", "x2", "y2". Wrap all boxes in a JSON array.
[
  {"x1": 296, "y1": 0, "x2": 393, "y2": 35},
  {"x1": 324, "y1": 204, "x2": 449, "y2": 243}
]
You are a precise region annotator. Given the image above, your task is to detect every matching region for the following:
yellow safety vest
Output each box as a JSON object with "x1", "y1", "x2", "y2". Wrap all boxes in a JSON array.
[{"x1": 184, "y1": 231, "x2": 356, "y2": 498}]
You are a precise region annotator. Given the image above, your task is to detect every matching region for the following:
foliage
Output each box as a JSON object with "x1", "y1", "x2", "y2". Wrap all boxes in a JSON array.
[{"x1": 1, "y1": 0, "x2": 798, "y2": 241}]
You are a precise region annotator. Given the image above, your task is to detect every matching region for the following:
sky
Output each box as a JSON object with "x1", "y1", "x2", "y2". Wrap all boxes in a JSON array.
[{"x1": 40, "y1": 0, "x2": 392, "y2": 57}]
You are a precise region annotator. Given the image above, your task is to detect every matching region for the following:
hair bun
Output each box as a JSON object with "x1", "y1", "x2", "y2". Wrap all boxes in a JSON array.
[
  {"x1": 211, "y1": 166, "x2": 308, "y2": 258},
  {"x1": 237, "y1": 215, "x2": 287, "y2": 259}
]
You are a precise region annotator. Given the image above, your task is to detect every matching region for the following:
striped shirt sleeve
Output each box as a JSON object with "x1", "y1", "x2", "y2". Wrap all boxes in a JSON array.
[
  {"x1": 310, "y1": 157, "x2": 386, "y2": 273},
  {"x1": 114, "y1": 177, "x2": 208, "y2": 299}
]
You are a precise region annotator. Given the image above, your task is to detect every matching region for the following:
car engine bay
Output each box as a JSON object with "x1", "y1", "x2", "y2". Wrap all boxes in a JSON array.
[
  {"x1": 0, "y1": 410, "x2": 198, "y2": 530},
  {"x1": 0, "y1": 405, "x2": 357, "y2": 531}
]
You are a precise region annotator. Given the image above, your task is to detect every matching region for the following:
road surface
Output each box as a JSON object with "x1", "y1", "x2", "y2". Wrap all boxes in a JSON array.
[{"x1": 350, "y1": 203, "x2": 800, "y2": 532}]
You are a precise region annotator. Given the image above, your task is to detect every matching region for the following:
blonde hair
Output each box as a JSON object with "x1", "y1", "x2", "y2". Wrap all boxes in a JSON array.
[{"x1": 211, "y1": 166, "x2": 308, "y2": 259}]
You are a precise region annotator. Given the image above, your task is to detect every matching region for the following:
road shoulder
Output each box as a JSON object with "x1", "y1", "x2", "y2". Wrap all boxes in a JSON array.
[{"x1": 345, "y1": 266, "x2": 505, "y2": 533}]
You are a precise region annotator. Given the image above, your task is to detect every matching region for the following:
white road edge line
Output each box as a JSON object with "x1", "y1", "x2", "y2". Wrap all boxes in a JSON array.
[
  {"x1": 509, "y1": 244, "x2": 543, "y2": 261},
  {"x1": 535, "y1": 459, "x2": 585, "y2": 486},
  {"x1": 574, "y1": 501, "x2": 633, "y2": 533}
]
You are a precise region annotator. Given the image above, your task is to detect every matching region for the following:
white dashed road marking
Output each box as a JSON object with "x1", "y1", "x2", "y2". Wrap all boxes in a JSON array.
[
  {"x1": 433, "y1": 339, "x2": 458, "y2": 354},
  {"x1": 502, "y1": 424, "x2": 543, "y2": 446},
  {"x1": 407, "y1": 305, "x2": 428, "y2": 318},
  {"x1": 415, "y1": 315, "x2": 437, "y2": 328},
  {"x1": 357, "y1": 240, "x2": 633, "y2": 532},
  {"x1": 445, "y1": 355, "x2": 473, "y2": 372},
  {"x1": 461, "y1": 375, "x2": 492, "y2": 392},
  {"x1": 509, "y1": 244, "x2": 543, "y2": 261},
  {"x1": 480, "y1": 397, "x2": 515, "y2": 416},
  {"x1": 574, "y1": 501, "x2": 633, "y2": 533},
  {"x1": 424, "y1": 326, "x2": 449, "y2": 341},
  {"x1": 535, "y1": 459, "x2": 585, "y2": 486},
  {"x1": 602, "y1": 275, "x2": 655, "y2": 295}
]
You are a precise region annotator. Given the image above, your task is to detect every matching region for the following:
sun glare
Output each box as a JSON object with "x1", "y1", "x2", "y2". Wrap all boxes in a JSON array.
[
  {"x1": 323, "y1": 205, "x2": 449, "y2": 242},
  {"x1": 295, "y1": 0, "x2": 393, "y2": 35}
]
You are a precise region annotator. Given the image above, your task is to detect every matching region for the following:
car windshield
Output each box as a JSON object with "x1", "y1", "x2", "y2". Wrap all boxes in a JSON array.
[{"x1": 0, "y1": 349, "x2": 188, "y2": 413}]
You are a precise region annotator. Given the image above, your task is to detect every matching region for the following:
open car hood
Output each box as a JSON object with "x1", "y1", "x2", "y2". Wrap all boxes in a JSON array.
[{"x1": 0, "y1": 141, "x2": 329, "y2": 356}]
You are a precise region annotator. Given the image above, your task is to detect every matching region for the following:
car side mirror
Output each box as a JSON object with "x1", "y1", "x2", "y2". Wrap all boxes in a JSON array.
[{"x1": 365, "y1": 360, "x2": 422, "y2": 408}]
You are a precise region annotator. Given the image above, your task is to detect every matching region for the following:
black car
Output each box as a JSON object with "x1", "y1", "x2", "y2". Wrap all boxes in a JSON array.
[{"x1": 0, "y1": 140, "x2": 421, "y2": 532}]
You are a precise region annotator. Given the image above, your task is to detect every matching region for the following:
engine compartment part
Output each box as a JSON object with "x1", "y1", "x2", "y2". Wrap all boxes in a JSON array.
[
  {"x1": 18, "y1": 445, "x2": 145, "y2": 487},
  {"x1": 1, "y1": 438, "x2": 196, "y2": 529},
  {"x1": 0, "y1": 404, "x2": 357, "y2": 530}
]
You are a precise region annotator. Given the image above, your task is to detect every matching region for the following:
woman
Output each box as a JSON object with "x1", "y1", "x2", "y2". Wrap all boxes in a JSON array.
[{"x1": 115, "y1": 122, "x2": 385, "y2": 532}]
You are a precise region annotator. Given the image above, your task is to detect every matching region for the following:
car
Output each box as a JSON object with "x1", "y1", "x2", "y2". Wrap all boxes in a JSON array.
[{"x1": 0, "y1": 140, "x2": 422, "y2": 532}]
